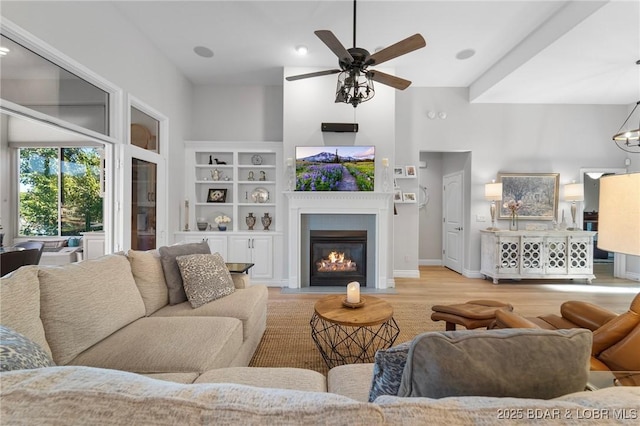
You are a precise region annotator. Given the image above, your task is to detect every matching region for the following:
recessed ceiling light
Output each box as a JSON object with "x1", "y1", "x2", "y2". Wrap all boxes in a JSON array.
[
  {"x1": 193, "y1": 46, "x2": 214, "y2": 58},
  {"x1": 456, "y1": 49, "x2": 476, "y2": 60},
  {"x1": 296, "y1": 45, "x2": 308, "y2": 56},
  {"x1": 0, "y1": 46, "x2": 9, "y2": 56}
]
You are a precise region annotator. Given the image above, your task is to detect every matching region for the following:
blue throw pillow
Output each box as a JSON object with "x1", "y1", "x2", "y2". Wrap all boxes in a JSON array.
[
  {"x1": 0, "y1": 325, "x2": 55, "y2": 371},
  {"x1": 368, "y1": 340, "x2": 412, "y2": 402}
]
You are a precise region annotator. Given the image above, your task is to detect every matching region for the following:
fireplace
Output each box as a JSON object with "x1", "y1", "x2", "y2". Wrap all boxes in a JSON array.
[{"x1": 310, "y1": 230, "x2": 366, "y2": 286}]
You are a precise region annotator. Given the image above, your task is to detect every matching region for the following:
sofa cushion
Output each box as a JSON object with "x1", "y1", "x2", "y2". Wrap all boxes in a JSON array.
[
  {"x1": 398, "y1": 328, "x2": 591, "y2": 400},
  {"x1": 0, "y1": 366, "x2": 385, "y2": 425},
  {"x1": 68, "y1": 316, "x2": 243, "y2": 373},
  {"x1": 0, "y1": 266, "x2": 52, "y2": 356},
  {"x1": 158, "y1": 241, "x2": 210, "y2": 305},
  {"x1": 375, "y1": 387, "x2": 640, "y2": 424},
  {"x1": 328, "y1": 363, "x2": 376, "y2": 403},
  {"x1": 176, "y1": 253, "x2": 235, "y2": 308},
  {"x1": 127, "y1": 249, "x2": 169, "y2": 315},
  {"x1": 0, "y1": 325, "x2": 54, "y2": 371},
  {"x1": 368, "y1": 340, "x2": 412, "y2": 402},
  {"x1": 151, "y1": 284, "x2": 268, "y2": 341},
  {"x1": 195, "y1": 367, "x2": 327, "y2": 393},
  {"x1": 142, "y1": 372, "x2": 201, "y2": 384},
  {"x1": 38, "y1": 255, "x2": 146, "y2": 366}
]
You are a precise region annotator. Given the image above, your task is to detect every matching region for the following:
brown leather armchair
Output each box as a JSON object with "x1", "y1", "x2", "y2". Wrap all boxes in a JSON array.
[{"x1": 493, "y1": 293, "x2": 640, "y2": 372}]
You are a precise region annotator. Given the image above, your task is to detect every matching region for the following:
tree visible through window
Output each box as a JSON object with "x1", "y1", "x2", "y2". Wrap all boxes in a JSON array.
[{"x1": 19, "y1": 147, "x2": 103, "y2": 236}]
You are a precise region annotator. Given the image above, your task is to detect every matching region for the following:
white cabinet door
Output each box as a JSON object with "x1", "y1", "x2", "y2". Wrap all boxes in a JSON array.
[
  {"x1": 250, "y1": 236, "x2": 273, "y2": 280},
  {"x1": 567, "y1": 236, "x2": 593, "y2": 274},
  {"x1": 179, "y1": 234, "x2": 227, "y2": 259},
  {"x1": 228, "y1": 235, "x2": 273, "y2": 280}
]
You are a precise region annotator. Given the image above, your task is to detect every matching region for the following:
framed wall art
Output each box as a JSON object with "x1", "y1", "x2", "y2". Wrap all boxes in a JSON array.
[
  {"x1": 497, "y1": 173, "x2": 559, "y2": 220},
  {"x1": 402, "y1": 192, "x2": 417, "y2": 203},
  {"x1": 393, "y1": 188, "x2": 403, "y2": 202},
  {"x1": 405, "y1": 165, "x2": 417, "y2": 178},
  {"x1": 207, "y1": 188, "x2": 227, "y2": 203}
]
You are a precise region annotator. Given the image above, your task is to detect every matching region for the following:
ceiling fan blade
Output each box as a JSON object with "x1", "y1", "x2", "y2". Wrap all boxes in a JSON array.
[
  {"x1": 285, "y1": 69, "x2": 341, "y2": 82},
  {"x1": 315, "y1": 30, "x2": 354, "y2": 65},
  {"x1": 366, "y1": 34, "x2": 426, "y2": 66},
  {"x1": 367, "y1": 70, "x2": 412, "y2": 90}
]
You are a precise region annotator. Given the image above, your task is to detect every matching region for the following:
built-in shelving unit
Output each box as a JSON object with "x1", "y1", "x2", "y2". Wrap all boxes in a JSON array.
[{"x1": 178, "y1": 141, "x2": 283, "y2": 283}]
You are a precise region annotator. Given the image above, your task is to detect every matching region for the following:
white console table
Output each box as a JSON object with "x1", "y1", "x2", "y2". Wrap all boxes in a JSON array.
[{"x1": 480, "y1": 230, "x2": 596, "y2": 284}]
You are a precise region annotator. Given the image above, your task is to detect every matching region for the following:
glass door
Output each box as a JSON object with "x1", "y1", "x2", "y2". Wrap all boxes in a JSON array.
[{"x1": 131, "y1": 158, "x2": 157, "y2": 250}]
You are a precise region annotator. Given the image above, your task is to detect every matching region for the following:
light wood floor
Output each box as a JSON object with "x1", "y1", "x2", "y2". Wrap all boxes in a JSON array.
[{"x1": 268, "y1": 263, "x2": 640, "y2": 317}]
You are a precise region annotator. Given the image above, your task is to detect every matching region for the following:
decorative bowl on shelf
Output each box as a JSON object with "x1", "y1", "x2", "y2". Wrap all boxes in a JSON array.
[
  {"x1": 197, "y1": 222, "x2": 208, "y2": 231},
  {"x1": 251, "y1": 187, "x2": 270, "y2": 203}
]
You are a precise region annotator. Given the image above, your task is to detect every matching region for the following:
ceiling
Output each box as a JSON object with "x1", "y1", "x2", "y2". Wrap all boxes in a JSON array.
[{"x1": 110, "y1": 0, "x2": 639, "y2": 105}]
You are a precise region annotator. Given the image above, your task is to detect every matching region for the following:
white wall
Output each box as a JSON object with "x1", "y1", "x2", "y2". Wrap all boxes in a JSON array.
[
  {"x1": 397, "y1": 87, "x2": 633, "y2": 275},
  {"x1": 191, "y1": 85, "x2": 283, "y2": 141},
  {"x1": 2, "y1": 2, "x2": 193, "y2": 239}
]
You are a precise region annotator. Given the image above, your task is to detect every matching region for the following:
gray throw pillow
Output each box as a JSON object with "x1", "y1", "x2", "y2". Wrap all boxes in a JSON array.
[
  {"x1": 368, "y1": 340, "x2": 412, "y2": 402},
  {"x1": 158, "y1": 241, "x2": 211, "y2": 305},
  {"x1": 176, "y1": 253, "x2": 235, "y2": 308},
  {"x1": 0, "y1": 325, "x2": 55, "y2": 371},
  {"x1": 398, "y1": 328, "x2": 591, "y2": 400}
]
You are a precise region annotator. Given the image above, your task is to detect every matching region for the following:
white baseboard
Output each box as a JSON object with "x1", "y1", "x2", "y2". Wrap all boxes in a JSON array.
[{"x1": 394, "y1": 269, "x2": 420, "y2": 278}]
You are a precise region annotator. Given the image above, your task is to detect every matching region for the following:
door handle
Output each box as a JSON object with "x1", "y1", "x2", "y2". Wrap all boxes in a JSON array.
[{"x1": 455, "y1": 227, "x2": 463, "y2": 231}]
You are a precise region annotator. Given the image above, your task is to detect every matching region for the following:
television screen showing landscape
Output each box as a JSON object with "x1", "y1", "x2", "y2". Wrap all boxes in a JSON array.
[{"x1": 295, "y1": 146, "x2": 375, "y2": 191}]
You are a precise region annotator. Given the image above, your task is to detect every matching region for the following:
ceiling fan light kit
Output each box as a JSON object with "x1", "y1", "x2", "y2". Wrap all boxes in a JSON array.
[{"x1": 285, "y1": 0, "x2": 426, "y2": 108}]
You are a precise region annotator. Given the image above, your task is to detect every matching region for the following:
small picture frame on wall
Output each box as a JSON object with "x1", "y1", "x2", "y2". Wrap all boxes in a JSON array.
[
  {"x1": 393, "y1": 188, "x2": 403, "y2": 202},
  {"x1": 405, "y1": 165, "x2": 417, "y2": 178},
  {"x1": 403, "y1": 192, "x2": 417, "y2": 203},
  {"x1": 393, "y1": 167, "x2": 405, "y2": 177},
  {"x1": 207, "y1": 188, "x2": 227, "y2": 203}
]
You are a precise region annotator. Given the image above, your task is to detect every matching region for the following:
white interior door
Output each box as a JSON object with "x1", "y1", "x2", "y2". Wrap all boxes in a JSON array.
[{"x1": 443, "y1": 172, "x2": 464, "y2": 274}]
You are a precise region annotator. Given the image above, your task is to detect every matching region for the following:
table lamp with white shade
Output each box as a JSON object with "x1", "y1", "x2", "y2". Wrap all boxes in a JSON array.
[
  {"x1": 485, "y1": 180, "x2": 503, "y2": 230},
  {"x1": 564, "y1": 182, "x2": 584, "y2": 231}
]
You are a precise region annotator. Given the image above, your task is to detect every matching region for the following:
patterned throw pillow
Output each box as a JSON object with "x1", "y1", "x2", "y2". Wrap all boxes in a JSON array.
[
  {"x1": 0, "y1": 325, "x2": 55, "y2": 371},
  {"x1": 176, "y1": 253, "x2": 235, "y2": 308},
  {"x1": 368, "y1": 340, "x2": 412, "y2": 402}
]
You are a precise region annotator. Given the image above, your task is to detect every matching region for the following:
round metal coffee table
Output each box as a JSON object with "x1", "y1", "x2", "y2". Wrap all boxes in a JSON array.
[{"x1": 310, "y1": 294, "x2": 400, "y2": 368}]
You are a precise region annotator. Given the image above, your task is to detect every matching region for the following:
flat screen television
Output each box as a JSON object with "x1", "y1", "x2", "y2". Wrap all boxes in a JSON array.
[{"x1": 295, "y1": 146, "x2": 375, "y2": 191}]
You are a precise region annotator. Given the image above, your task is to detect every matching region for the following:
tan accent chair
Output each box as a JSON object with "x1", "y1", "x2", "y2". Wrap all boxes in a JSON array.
[{"x1": 493, "y1": 293, "x2": 640, "y2": 372}]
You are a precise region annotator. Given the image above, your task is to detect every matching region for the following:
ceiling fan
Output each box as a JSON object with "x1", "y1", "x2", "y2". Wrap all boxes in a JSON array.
[{"x1": 285, "y1": 0, "x2": 426, "y2": 107}]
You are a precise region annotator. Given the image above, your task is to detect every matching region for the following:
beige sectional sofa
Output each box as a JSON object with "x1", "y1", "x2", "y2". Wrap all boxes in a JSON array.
[
  {"x1": 2, "y1": 254, "x2": 639, "y2": 424},
  {"x1": 0, "y1": 250, "x2": 267, "y2": 376}
]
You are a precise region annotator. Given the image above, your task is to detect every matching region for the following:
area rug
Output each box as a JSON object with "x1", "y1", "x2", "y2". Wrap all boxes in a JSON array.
[{"x1": 249, "y1": 299, "x2": 446, "y2": 375}]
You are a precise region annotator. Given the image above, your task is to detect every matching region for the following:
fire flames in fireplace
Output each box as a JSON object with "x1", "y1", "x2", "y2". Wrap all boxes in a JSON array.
[{"x1": 316, "y1": 251, "x2": 357, "y2": 272}]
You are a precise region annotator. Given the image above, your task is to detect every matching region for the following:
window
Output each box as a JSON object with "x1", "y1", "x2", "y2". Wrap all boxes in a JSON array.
[
  {"x1": 19, "y1": 147, "x2": 103, "y2": 236},
  {"x1": 131, "y1": 106, "x2": 159, "y2": 153},
  {"x1": 1, "y1": 34, "x2": 110, "y2": 135}
]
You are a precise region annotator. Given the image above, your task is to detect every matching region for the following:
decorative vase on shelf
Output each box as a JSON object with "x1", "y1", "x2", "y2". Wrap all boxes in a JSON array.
[
  {"x1": 509, "y1": 213, "x2": 518, "y2": 231},
  {"x1": 261, "y1": 213, "x2": 272, "y2": 231},
  {"x1": 246, "y1": 213, "x2": 256, "y2": 231},
  {"x1": 218, "y1": 225, "x2": 227, "y2": 232}
]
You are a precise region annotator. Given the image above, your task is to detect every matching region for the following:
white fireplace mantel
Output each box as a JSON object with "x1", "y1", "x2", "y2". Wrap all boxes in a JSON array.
[{"x1": 285, "y1": 191, "x2": 394, "y2": 289}]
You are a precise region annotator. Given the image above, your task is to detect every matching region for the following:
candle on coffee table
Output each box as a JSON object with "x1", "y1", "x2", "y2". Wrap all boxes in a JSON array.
[{"x1": 346, "y1": 281, "x2": 360, "y2": 304}]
